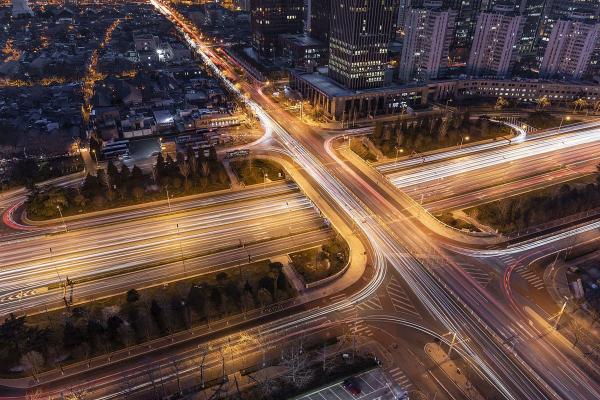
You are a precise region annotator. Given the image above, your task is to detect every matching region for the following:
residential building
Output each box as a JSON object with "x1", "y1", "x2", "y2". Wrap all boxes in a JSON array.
[
  {"x1": 12, "y1": 0, "x2": 33, "y2": 16},
  {"x1": 250, "y1": 0, "x2": 305, "y2": 59},
  {"x1": 467, "y1": 5, "x2": 524, "y2": 77},
  {"x1": 329, "y1": 0, "x2": 398, "y2": 90},
  {"x1": 540, "y1": 17, "x2": 600, "y2": 79},
  {"x1": 399, "y1": 3, "x2": 457, "y2": 82}
]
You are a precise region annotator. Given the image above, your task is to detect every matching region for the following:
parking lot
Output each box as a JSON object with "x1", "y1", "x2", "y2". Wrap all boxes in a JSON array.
[{"x1": 297, "y1": 368, "x2": 404, "y2": 400}]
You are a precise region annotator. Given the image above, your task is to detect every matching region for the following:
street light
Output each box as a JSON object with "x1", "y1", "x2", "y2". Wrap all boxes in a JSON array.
[
  {"x1": 91, "y1": 149, "x2": 99, "y2": 168},
  {"x1": 558, "y1": 115, "x2": 571, "y2": 132},
  {"x1": 165, "y1": 185, "x2": 172, "y2": 213},
  {"x1": 56, "y1": 205, "x2": 67, "y2": 232},
  {"x1": 459, "y1": 135, "x2": 470, "y2": 149},
  {"x1": 395, "y1": 146, "x2": 404, "y2": 163}
]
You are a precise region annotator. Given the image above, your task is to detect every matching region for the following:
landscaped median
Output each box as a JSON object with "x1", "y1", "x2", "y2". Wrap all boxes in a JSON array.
[
  {"x1": 464, "y1": 170, "x2": 600, "y2": 235},
  {"x1": 288, "y1": 237, "x2": 350, "y2": 288},
  {"x1": 351, "y1": 113, "x2": 514, "y2": 163},
  {"x1": 229, "y1": 157, "x2": 287, "y2": 186},
  {"x1": 0, "y1": 260, "x2": 294, "y2": 379},
  {"x1": 24, "y1": 148, "x2": 230, "y2": 221}
]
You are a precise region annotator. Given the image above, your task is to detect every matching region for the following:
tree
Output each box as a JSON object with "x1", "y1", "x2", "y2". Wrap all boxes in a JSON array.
[
  {"x1": 131, "y1": 186, "x2": 145, "y2": 201},
  {"x1": 280, "y1": 344, "x2": 313, "y2": 388},
  {"x1": 21, "y1": 351, "x2": 44, "y2": 382},
  {"x1": 63, "y1": 321, "x2": 85, "y2": 350},
  {"x1": 150, "y1": 299, "x2": 166, "y2": 333},
  {"x1": 106, "y1": 315, "x2": 124, "y2": 346},
  {"x1": 494, "y1": 96, "x2": 509, "y2": 110},
  {"x1": 536, "y1": 96, "x2": 550, "y2": 110},
  {"x1": 126, "y1": 289, "x2": 140, "y2": 303},
  {"x1": 178, "y1": 161, "x2": 190, "y2": 190},
  {"x1": 209, "y1": 286, "x2": 223, "y2": 313},
  {"x1": 573, "y1": 98, "x2": 588, "y2": 111}
]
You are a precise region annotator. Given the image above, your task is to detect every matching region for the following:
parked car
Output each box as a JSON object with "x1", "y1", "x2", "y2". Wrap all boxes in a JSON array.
[{"x1": 343, "y1": 377, "x2": 362, "y2": 396}]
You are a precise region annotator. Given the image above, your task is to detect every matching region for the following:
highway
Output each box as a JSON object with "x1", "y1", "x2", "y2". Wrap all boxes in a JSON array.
[
  {"x1": 383, "y1": 123, "x2": 600, "y2": 188},
  {"x1": 0, "y1": 184, "x2": 330, "y2": 315},
  {"x1": 146, "y1": 2, "x2": 600, "y2": 399},
  {"x1": 379, "y1": 124, "x2": 600, "y2": 212},
  {"x1": 0, "y1": 3, "x2": 596, "y2": 399},
  {"x1": 377, "y1": 119, "x2": 600, "y2": 174}
]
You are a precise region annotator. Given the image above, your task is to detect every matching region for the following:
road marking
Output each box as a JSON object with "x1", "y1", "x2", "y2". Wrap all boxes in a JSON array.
[
  {"x1": 386, "y1": 276, "x2": 421, "y2": 318},
  {"x1": 460, "y1": 263, "x2": 492, "y2": 287},
  {"x1": 515, "y1": 265, "x2": 546, "y2": 290},
  {"x1": 387, "y1": 367, "x2": 413, "y2": 389},
  {"x1": 356, "y1": 294, "x2": 383, "y2": 311}
]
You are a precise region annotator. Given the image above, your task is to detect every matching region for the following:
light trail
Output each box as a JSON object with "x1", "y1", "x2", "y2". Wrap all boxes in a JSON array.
[{"x1": 385, "y1": 126, "x2": 600, "y2": 188}]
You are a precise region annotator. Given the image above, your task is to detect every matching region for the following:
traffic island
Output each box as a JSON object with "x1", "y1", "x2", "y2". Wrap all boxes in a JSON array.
[{"x1": 424, "y1": 342, "x2": 485, "y2": 400}]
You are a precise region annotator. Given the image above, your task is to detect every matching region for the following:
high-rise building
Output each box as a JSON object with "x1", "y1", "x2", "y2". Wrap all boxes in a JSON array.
[
  {"x1": 250, "y1": 0, "x2": 305, "y2": 59},
  {"x1": 399, "y1": 3, "x2": 457, "y2": 82},
  {"x1": 12, "y1": 0, "x2": 33, "y2": 17},
  {"x1": 329, "y1": 0, "x2": 398, "y2": 90},
  {"x1": 516, "y1": 0, "x2": 549, "y2": 54},
  {"x1": 467, "y1": 5, "x2": 524, "y2": 77},
  {"x1": 445, "y1": 0, "x2": 488, "y2": 63},
  {"x1": 540, "y1": 17, "x2": 600, "y2": 79},
  {"x1": 308, "y1": 0, "x2": 330, "y2": 43}
]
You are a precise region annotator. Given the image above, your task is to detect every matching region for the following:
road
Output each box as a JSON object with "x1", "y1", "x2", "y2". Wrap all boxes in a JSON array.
[
  {"x1": 2, "y1": 2, "x2": 597, "y2": 399},
  {"x1": 0, "y1": 183, "x2": 330, "y2": 315},
  {"x1": 141, "y1": 2, "x2": 600, "y2": 399},
  {"x1": 377, "y1": 121, "x2": 600, "y2": 212}
]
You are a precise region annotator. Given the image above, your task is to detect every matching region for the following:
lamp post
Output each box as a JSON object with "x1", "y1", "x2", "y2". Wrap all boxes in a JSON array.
[
  {"x1": 459, "y1": 135, "x2": 470, "y2": 149},
  {"x1": 558, "y1": 115, "x2": 571, "y2": 133},
  {"x1": 165, "y1": 186, "x2": 172, "y2": 213},
  {"x1": 395, "y1": 146, "x2": 404, "y2": 163},
  {"x1": 91, "y1": 149, "x2": 98, "y2": 168},
  {"x1": 56, "y1": 205, "x2": 67, "y2": 232}
]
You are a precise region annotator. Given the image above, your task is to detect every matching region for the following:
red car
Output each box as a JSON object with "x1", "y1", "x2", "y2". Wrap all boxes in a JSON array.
[{"x1": 343, "y1": 378, "x2": 362, "y2": 396}]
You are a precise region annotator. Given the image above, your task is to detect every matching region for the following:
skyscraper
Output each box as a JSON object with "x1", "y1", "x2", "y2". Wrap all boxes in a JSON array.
[
  {"x1": 12, "y1": 0, "x2": 33, "y2": 17},
  {"x1": 329, "y1": 0, "x2": 398, "y2": 90},
  {"x1": 308, "y1": 0, "x2": 330, "y2": 43},
  {"x1": 250, "y1": 0, "x2": 305, "y2": 59},
  {"x1": 399, "y1": 3, "x2": 457, "y2": 82},
  {"x1": 445, "y1": 0, "x2": 488, "y2": 63},
  {"x1": 467, "y1": 5, "x2": 524, "y2": 77},
  {"x1": 540, "y1": 17, "x2": 600, "y2": 79}
]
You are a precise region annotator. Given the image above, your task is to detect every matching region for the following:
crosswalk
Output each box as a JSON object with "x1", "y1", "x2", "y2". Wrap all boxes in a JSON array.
[
  {"x1": 515, "y1": 264, "x2": 546, "y2": 290},
  {"x1": 498, "y1": 254, "x2": 515, "y2": 265},
  {"x1": 338, "y1": 308, "x2": 374, "y2": 337},
  {"x1": 460, "y1": 263, "x2": 492, "y2": 287},
  {"x1": 387, "y1": 367, "x2": 413, "y2": 390},
  {"x1": 356, "y1": 294, "x2": 383, "y2": 312},
  {"x1": 386, "y1": 276, "x2": 421, "y2": 319}
]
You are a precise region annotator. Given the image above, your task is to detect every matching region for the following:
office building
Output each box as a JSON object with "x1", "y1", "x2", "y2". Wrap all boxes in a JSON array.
[
  {"x1": 250, "y1": 0, "x2": 305, "y2": 59},
  {"x1": 329, "y1": 0, "x2": 398, "y2": 90},
  {"x1": 467, "y1": 5, "x2": 524, "y2": 77},
  {"x1": 399, "y1": 3, "x2": 457, "y2": 82},
  {"x1": 540, "y1": 17, "x2": 600, "y2": 79},
  {"x1": 308, "y1": 0, "x2": 330, "y2": 43}
]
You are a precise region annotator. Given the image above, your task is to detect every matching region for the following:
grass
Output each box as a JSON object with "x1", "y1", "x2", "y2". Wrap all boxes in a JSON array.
[
  {"x1": 465, "y1": 173, "x2": 600, "y2": 234},
  {"x1": 230, "y1": 158, "x2": 286, "y2": 186},
  {"x1": 350, "y1": 138, "x2": 377, "y2": 162},
  {"x1": 436, "y1": 212, "x2": 481, "y2": 232},
  {"x1": 289, "y1": 238, "x2": 349, "y2": 284},
  {"x1": 525, "y1": 111, "x2": 581, "y2": 130}
]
